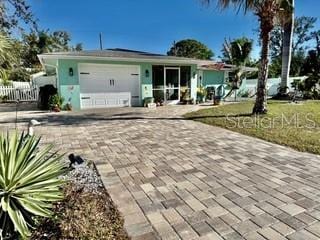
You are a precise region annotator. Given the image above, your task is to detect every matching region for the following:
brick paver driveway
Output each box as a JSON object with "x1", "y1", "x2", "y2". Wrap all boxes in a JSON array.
[{"x1": 1, "y1": 105, "x2": 320, "y2": 240}]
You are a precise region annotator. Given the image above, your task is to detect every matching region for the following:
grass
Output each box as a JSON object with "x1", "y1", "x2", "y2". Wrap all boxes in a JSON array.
[{"x1": 185, "y1": 100, "x2": 320, "y2": 155}]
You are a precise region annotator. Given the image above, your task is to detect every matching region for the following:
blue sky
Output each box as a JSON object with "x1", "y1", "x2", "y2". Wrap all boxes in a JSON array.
[{"x1": 29, "y1": 0, "x2": 319, "y2": 60}]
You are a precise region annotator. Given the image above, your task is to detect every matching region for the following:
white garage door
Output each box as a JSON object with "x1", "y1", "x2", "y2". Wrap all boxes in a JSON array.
[{"x1": 79, "y1": 63, "x2": 140, "y2": 109}]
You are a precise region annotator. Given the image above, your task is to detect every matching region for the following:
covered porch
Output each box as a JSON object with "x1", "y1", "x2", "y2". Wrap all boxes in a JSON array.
[{"x1": 151, "y1": 65, "x2": 194, "y2": 104}]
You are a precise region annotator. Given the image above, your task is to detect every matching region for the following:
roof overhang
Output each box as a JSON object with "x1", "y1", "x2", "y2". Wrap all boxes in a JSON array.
[
  {"x1": 38, "y1": 54, "x2": 203, "y2": 66},
  {"x1": 198, "y1": 63, "x2": 258, "y2": 72},
  {"x1": 38, "y1": 53, "x2": 258, "y2": 73}
]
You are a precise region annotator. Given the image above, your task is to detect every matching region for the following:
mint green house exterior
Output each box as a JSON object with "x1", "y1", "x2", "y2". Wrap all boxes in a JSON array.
[
  {"x1": 56, "y1": 59, "x2": 159, "y2": 110},
  {"x1": 39, "y1": 49, "x2": 232, "y2": 110}
]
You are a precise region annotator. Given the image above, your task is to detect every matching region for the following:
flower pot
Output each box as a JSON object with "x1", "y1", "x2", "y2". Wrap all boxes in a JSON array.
[
  {"x1": 214, "y1": 97, "x2": 222, "y2": 105},
  {"x1": 53, "y1": 105, "x2": 61, "y2": 112}
]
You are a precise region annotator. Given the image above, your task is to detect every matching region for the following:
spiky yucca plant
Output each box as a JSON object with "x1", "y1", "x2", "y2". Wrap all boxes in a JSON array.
[{"x1": 0, "y1": 132, "x2": 67, "y2": 239}]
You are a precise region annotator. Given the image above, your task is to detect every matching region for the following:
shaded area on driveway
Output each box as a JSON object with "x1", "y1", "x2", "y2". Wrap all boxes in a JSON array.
[
  {"x1": 1, "y1": 105, "x2": 320, "y2": 240},
  {"x1": 0, "y1": 105, "x2": 205, "y2": 127}
]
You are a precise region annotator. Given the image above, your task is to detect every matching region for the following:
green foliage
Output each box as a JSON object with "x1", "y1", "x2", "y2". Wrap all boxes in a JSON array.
[
  {"x1": 167, "y1": 39, "x2": 214, "y2": 60},
  {"x1": 0, "y1": 95, "x2": 8, "y2": 102},
  {"x1": 299, "y1": 48, "x2": 320, "y2": 99},
  {"x1": 290, "y1": 51, "x2": 306, "y2": 77},
  {"x1": 0, "y1": 0, "x2": 37, "y2": 33},
  {"x1": 302, "y1": 50, "x2": 320, "y2": 75},
  {"x1": 270, "y1": 16, "x2": 317, "y2": 59},
  {"x1": 222, "y1": 37, "x2": 253, "y2": 92},
  {"x1": 0, "y1": 71, "x2": 12, "y2": 86},
  {"x1": 22, "y1": 30, "x2": 82, "y2": 67},
  {"x1": 237, "y1": 89, "x2": 250, "y2": 97},
  {"x1": 268, "y1": 57, "x2": 282, "y2": 78},
  {"x1": 269, "y1": 16, "x2": 318, "y2": 77},
  {"x1": 0, "y1": 132, "x2": 66, "y2": 239},
  {"x1": 72, "y1": 43, "x2": 83, "y2": 52},
  {"x1": 0, "y1": 33, "x2": 15, "y2": 79},
  {"x1": 222, "y1": 37, "x2": 253, "y2": 66},
  {"x1": 49, "y1": 94, "x2": 64, "y2": 110},
  {"x1": 197, "y1": 87, "x2": 207, "y2": 102},
  {"x1": 63, "y1": 103, "x2": 73, "y2": 111},
  {"x1": 9, "y1": 68, "x2": 31, "y2": 82}
]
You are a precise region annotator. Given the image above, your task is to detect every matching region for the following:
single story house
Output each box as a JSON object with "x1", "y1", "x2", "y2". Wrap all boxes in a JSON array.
[{"x1": 38, "y1": 48, "x2": 255, "y2": 110}]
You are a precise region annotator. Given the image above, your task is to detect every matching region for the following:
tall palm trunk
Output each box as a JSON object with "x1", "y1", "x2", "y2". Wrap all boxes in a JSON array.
[
  {"x1": 280, "y1": 0, "x2": 294, "y2": 93},
  {"x1": 253, "y1": 15, "x2": 274, "y2": 114}
]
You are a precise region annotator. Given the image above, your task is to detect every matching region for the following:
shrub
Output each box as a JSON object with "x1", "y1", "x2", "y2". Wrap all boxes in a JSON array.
[
  {"x1": 8, "y1": 68, "x2": 31, "y2": 82},
  {"x1": 0, "y1": 95, "x2": 8, "y2": 102},
  {"x1": 0, "y1": 132, "x2": 66, "y2": 239},
  {"x1": 49, "y1": 94, "x2": 64, "y2": 110},
  {"x1": 197, "y1": 87, "x2": 207, "y2": 103},
  {"x1": 237, "y1": 89, "x2": 250, "y2": 98}
]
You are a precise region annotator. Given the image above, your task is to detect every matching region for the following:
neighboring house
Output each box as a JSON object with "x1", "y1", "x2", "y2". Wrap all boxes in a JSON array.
[{"x1": 38, "y1": 48, "x2": 255, "y2": 110}]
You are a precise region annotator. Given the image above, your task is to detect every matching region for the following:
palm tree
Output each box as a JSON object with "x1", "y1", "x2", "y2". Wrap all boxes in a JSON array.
[
  {"x1": 222, "y1": 37, "x2": 253, "y2": 98},
  {"x1": 0, "y1": 33, "x2": 13, "y2": 79},
  {"x1": 203, "y1": 0, "x2": 290, "y2": 114},
  {"x1": 280, "y1": 0, "x2": 295, "y2": 94}
]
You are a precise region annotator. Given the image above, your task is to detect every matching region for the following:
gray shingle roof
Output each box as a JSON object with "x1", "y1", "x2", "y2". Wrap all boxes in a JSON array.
[
  {"x1": 41, "y1": 48, "x2": 201, "y2": 61},
  {"x1": 39, "y1": 48, "x2": 257, "y2": 72}
]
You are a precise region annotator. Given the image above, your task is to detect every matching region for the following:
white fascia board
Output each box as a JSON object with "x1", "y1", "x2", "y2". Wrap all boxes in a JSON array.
[
  {"x1": 198, "y1": 66, "x2": 258, "y2": 72},
  {"x1": 38, "y1": 54, "x2": 201, "y2": 65}
]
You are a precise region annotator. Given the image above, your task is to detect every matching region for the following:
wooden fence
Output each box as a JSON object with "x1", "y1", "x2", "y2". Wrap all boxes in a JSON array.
[{"x1": 0, "y1": 86, "x2": 39, "y2": 102}]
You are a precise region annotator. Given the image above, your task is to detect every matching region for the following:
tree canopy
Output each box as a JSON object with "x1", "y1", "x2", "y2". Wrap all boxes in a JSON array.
[
  {"x1": 0, "y1": 34, "x2": 13, "y2": 79},
  {"x1": 167, "y1": 39, "x2": 214, "y2": 60},
  {"x1": 222, "y1": 37, "x2": 253, "y2": 93},
  {"x1": 270, "y1": 16, "x2": 317, "y2": 59},
  {"x1": 222, "y1": 37, "x2": 253, "y2": 66},
  {"x1": 22, "y1": 30, "x2": 83, "y2": 68},
  {"x1": 268, "y1": 16, "x2": 319, "y2": 77},
  {"x1": 0, "y1": 0, "x2": 37, "y2": 33}
]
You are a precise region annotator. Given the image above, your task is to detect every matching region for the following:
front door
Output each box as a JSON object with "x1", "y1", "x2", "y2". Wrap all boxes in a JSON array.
[{"x1": 165, "y1": 67, "x2": 180, "y2": 104}]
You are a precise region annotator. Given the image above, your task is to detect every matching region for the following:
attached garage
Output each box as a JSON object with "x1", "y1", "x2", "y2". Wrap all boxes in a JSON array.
[
  {"x1": 78, "y1": 63, "x2": 140, "y2": 109},
  {"x1": 38, "y1": 49, "x2": 210, "y2": 110}
]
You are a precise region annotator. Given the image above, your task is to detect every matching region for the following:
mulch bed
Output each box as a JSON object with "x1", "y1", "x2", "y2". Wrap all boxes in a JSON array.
[{"x1": 31, "y1": 160, "x2": 130, "y2": 240}]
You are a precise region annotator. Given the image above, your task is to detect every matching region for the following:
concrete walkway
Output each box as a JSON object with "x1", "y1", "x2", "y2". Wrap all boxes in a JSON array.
[{"x1": 1, "y1": 105, "x2": 320, "y2": 240}]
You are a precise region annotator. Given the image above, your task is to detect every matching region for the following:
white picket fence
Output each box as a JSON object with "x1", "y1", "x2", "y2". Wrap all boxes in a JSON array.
[
  {"x1": 0, "y1": 86, "x2": 39, "y2": 102},
  {"x1": 12, "y1": 81, "x2": 32, "y2": 88}
]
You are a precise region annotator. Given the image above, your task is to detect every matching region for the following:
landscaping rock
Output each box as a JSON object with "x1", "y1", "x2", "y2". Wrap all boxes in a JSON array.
[{"x1": 61, "y1": 160, "x2": 104, "y2": 193}]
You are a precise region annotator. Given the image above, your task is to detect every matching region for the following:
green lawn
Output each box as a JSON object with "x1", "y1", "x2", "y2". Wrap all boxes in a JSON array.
[{"x1": 185, "y1": 101, "x2": 320, "y2": 155}]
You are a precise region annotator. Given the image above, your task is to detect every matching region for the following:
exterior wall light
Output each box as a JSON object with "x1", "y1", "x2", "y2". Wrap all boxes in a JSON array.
[
  {"x1": 145, "y1": 69, "x2": 150, "y2": 78},
  {"x1": 69, "y1": 67, "x2": 74, "y2": 77}
]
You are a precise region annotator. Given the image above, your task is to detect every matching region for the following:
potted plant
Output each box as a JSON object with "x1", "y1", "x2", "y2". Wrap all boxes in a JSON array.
[
  {"x1": 197, "y1": 87, "x2": 207, "y2": 104},
  {"x1": 214, "y1": 96, "x2": 222, "y2": 105},
  {"x1": 143, "y1": 97, "x2": 154, "y2": 107},
  {"x1": 64, "y1": 102, "x2": 73, "y2": 111},
  {"x1": 49, "y1": 94, "x2": 64, "y2": 112}
]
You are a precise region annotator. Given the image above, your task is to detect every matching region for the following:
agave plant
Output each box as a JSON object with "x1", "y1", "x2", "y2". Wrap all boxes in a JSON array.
[{"x1": 0, "y1": 132, "x2": 67, "y2": 239}]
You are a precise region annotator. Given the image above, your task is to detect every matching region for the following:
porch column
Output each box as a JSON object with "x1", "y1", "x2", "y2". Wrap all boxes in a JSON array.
[{"x1": 190, "y1": 65, "x2": 198, "y2": 103}]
